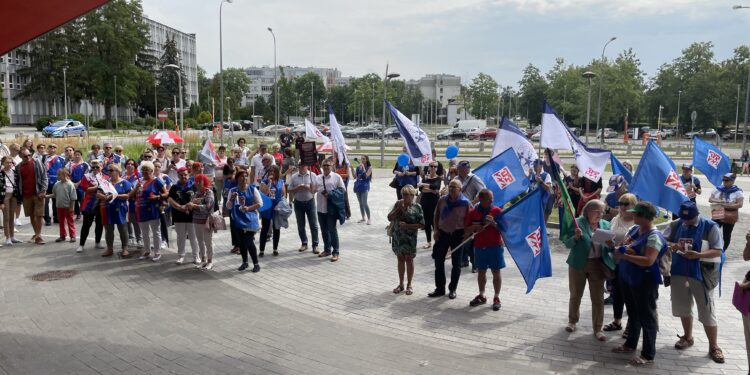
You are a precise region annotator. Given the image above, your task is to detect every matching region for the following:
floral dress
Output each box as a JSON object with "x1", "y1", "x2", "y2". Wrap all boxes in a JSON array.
[{"x1": 390, "y1": 202, "x2": 424, "y2": 257}]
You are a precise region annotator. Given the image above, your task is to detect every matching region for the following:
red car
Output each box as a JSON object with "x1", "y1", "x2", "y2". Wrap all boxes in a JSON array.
[{"x1": 467, "y1": 128, "x2": 497, "y2": 140}]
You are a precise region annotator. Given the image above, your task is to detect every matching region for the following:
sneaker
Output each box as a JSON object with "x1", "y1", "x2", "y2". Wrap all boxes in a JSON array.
[
  {"x1": 298, "y1": 245, "x2": 308, "y2": 252},
  {"x1": 138, "y1": 253, "x2": 151, "y2": 260},
  {"x1": 136, "y1": 240, "x2": 143, "y2": 249},
  {"x1": 151, "y1": 254, "x2": 162, "y2": 261},
  {"x1": 55, "y1": 237, "x2": 66, "y2": 243},
  {"x1": 14, "y1": 219, "x2": 21, "y2": 226},
  {"x1": 128, "y1": 238, "x2": 136, "y2": 247},
  {"x1": 69, "y1": 237, "x2": 76, "y2": 243},
  {"x1": 76, "y1": 246, "x2": 84, "y2": 253},
  {"x1": 195, "y1": 263, "x2": 205, "y2": 269},
  {"x1": 203, "y1": 262, "x2": 213, "y2": 270},
  {"x1": 4, "y1": 239, "x2": 11, "y2": 246},
  {"x1": 175, "y1": 257, "x2": 185, "y2": 265},
  {"x1": 492, "y1": 297, "x2": 501, "y2": 311},
  {"x1": 11, "y1": 238, "x2": 21, "y2": 244},
  {"x1": 259, "y1": 251, "x2": 264, "y2": 258},
  {"x1": 160, "y1": 241, "x2": 168, "y2": 250},
  {"x1": 238, "y1": 262, "x2": 249, "y2": 271},
  {"x1": 252, "y1": 264, "x2": 261, "y2": 272},
  {"x1": 366, "y1": 220, "x2": 371, "y2": 225},
  {"x1": 95, "y1": 242, "x2": 105, "y2": 249},
  {"x1": 469, "y1": 295, "x2": 487, "y2": 307},
  {"x1": 193, "y1": 257, "x2": 201, "y2": 265},
  {"x1": 272, "y1": 250, "x2": 279, "y2": 256},
  {"x1": 312, "y1": 247, "x2": 320, "y2": 255}
]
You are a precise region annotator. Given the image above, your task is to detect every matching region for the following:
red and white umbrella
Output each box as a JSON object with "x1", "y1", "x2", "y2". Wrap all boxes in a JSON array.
[
  {"x1": 317, "y1": 141, "x2": 351, "y2": 152},
  {"x1": 145, "y1": 131, "x2": 184, "y2": 145}
]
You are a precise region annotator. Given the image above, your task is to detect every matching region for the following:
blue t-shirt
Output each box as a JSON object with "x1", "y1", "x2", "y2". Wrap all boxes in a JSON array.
[
  {"x1": 354, "y1": 165, "x2": 371, "y2": 193},
  {"x1": 103, "y1": 179, "x2": 132, "y2": 225},
  {"x1": 135, "y1": 177, "x2": 165, "y2": 222},
  {"x1": 46, "y1": 155, "x2": 66, "y2": 185},
  {"x1": 100, "y1": 154, "x2": 121, "y2": 177}
]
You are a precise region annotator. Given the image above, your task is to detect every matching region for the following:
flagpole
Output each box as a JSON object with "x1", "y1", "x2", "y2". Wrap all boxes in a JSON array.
[
  {"x1": 445, "y1": 223, "x2": 491, "y2": 259},
  {"x1": 545, "y1": 148, "x2": 580, "y2": 231}
]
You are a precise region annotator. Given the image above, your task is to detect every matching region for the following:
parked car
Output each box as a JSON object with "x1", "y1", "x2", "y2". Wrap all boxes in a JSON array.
[
  {"x1": 467, "y1": 128, "x2": 497, "y2": 141},
  {"x1": 627, "y1": 126, "x2": 651, "y2": 139},
  {"x1": 256, "y1": 125, "x2": 290, "y2": 136},
  {"x1": 384, "y1": 126, "x2": 400, "y2": 139},
  {"x1": 723, "y1": 129, "x2": 746, "y2": 140},
  {"x1": 685, "y1": 128, "x2": 717, "y2": 139},
  {"x1": 596, "y1": 128, "x2": 618, "y2": 140},
  {"x1": 531, "y1": 126, "x2": 578, "y2": 141},
  {"x1": 222, "y1": 122, "x2": 241, "y2": 131},
  {"x1": 241, "y1": 120, "x2": 253, "y2": 131},
  {"x1": 437, "y1": 127, "x2": 475, "y2": 140},
  {"x1": 291, "y1": 124, "x2": 306, "y2": 134},
  {"x1": 42, "y1": 119, "x2": 88, "y2": 137},
  {"x1": 346, "y1": 121, "x2": 360, "y2": 126},
  {"x1": 348, "y1": 126, "x2": 382, "y2": 139}
]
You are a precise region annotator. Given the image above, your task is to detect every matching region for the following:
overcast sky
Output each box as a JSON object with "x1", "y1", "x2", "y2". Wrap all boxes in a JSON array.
[{"x1": 142, "y1": 0, "x2": 750, "y2": 87}]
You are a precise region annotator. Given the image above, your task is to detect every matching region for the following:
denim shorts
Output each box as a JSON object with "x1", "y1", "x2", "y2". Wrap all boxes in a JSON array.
[{"x1": 474, "y1": 245, "x2": 506, "y2": 270}]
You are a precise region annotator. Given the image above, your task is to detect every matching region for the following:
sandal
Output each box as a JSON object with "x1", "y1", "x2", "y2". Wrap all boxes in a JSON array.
[
  {"x1": 393, "y1": 285, "x2": 404, "y2": 294},
  {"x1": 674, "y1": 335, "x2": 694, "y2": 350},
  {"x1": 709, "y1": 347, "x2": 725, "y2": 364},
  {"x1": 611, "y1": 345, "x2": 635, "y2": 354},
  {"x1": 565, "y1": 323, "x2": 576, "y2": 333},
  {"x1": 405, "y1": 286, "x2": 413, "y2": 295},
  {"x1": 422, "y1": 243, "x2": 432, "y2": 249},
  {"x1": 628, "y1": 356, "x2": 653, "y2": 366},
  {"x1": 603, "y1": 322, "x2": 622, "y2": 331}
]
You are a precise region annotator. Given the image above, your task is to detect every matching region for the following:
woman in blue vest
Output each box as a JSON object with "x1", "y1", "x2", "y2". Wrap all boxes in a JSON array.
[
  {"x1": 611, "y1": 201, "x2": 667, "y2": 366},
  {"x1": 352, "y1": 154, "x2": 372, "y2": 225},
  {"x1": 259, "y1": 165, "x2": 285, "y2": 257},
  {"x1": 228, "y1": 170, "x2": 263, "y2": 272},
  {"x1": 709, "y1": 173, "x2": 744, "y2": 251},
  {"x1": 98, "y1": 164, "x2": 132, "y2": 258}
]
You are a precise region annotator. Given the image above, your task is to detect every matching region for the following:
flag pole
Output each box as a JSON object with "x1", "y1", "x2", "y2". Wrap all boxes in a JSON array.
[
  {"x1": 445, "y1": 222, "x2": 491, "y2": 259},
  {"x1": 545, "y1": 148, "x2": 579, "y2": 231}
]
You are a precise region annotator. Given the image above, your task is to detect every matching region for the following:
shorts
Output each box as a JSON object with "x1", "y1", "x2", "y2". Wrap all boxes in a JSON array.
[
  {"x1": 474, "y1": 245, "x2": 506, "y2": 270},
  {"x1": 22, "y1": 195, "x2": 45, "y2": 218},
  {"x1": 670, "y1": 275, "x2": 717, "y2": 326},
  {"x1": 544, "y1": 197, "x2": 554, "y2": 215}
]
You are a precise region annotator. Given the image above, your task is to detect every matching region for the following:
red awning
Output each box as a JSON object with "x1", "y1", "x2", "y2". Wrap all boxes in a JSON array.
[{"x1": 0, "y1": 0, "x2": 110, "y2": 55}]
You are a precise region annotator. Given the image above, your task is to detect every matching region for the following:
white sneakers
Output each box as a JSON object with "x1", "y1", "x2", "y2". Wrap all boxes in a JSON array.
[
  {"x1": 151, "y1": 254, "x2": 162, "y2": 261},
  {"x1": 136, "y1": 239, "x2": 143, "y2": 249},
  {"x1": 160, "y1": 241, "x2": 168, "y2": 250},
  {"x1": 14, "y1": 219, "x2": 21, "y2": 227},
  {"x1": 203, "y1": 262, "x2": 213, "y2": 270},
  {"x1": 193, "y1": 256, "x2": 201, "y2": 265},
  {"x1": 95, "y1": 242, "x2": 105, "y2": 249},
  {"x1": 5, "y1": 239, "x2": 12, "y2": 246},
  {"x1": 76, "y1": 246, "x2": 83, "y2": 253},
  {"x1": 175, "y1": 257, "x2": 185, "y2": 265}
]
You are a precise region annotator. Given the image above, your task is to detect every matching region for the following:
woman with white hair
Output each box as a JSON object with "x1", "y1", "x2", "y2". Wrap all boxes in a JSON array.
[
  {"x1": 130, "y1": 161, "x2": 168, "y2": 261},
  {"x1": 563, "y1": 199, "x2": 615, "y2": 341}
]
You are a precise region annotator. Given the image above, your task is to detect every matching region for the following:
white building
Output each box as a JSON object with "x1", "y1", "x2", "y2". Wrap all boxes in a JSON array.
[
  {"x1": 0, "y1": 16, "x2": 197, "y2": 125},
  {"x1": 410, "y1": 74, "x2": 461, "y2": 107},
  {"x1": 242, "y1": 66, "x2": 341, "y2": 106}
]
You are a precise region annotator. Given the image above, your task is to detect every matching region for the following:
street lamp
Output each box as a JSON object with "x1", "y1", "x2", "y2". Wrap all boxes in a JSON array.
[
  {"x1": 657, "y1": 105, "x2": 664, "y2": 137},
  {"x1": 582, "y1": 71, "x2": 597, "y2": 143},
  {"x1": 219, "y1": 0, "x2": 232, "y2": 146},
  {"x1": 370, "y1": 82, "x2": 375, "y2": 124},
  {"x1": 63, "y1": 67, "x2": 68, "y2": 119},
  {"x1": 267, "y1": 27, "x2": 278, "y2": 126},
  {"x1": 379, "y1": 64, "x2": 400, "y2": 167},
  {"x1": 676, "y1": 90, "x2": 682, "y2": 147},
  {"x1": 163, "y1": 63, "x2": 184, "y2": 137},
  {"x1": 595, "y1": 36, "x2": 616, "y2": 147},
  {"x1": 226, "y1": 96, "x2": 233, "y2": 144},
  {"x1": 734, "y1": 4, "x2": 750, "y2": 153},
  {"x1": 114, "y1": 75, "x2": 118, "y2": 129}
]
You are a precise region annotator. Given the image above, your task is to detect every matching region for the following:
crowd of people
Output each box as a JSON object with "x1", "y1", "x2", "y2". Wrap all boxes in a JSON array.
[{"x1": 1, "y1": 134, "x2": 750, "y2": 370}]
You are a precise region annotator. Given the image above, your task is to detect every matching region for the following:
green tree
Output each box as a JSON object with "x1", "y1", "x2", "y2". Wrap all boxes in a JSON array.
[
  {"x1": 157, "y1": 35, "x2": 186, "y2": 111},
  {"x1": 293, "y1": 72, "x2": 327, "y2": 120},
  {"x1": 210, "y1": 67, "x2": 251, "y2": 121},
  {"x1": 0, "y1": 85, "x2": 8, "y2": 127},
  {"x1": 518, "y1": 64, "x2": 548, "y2": 125},
  {"x1": 197, "y1": 66, "x2": 212, "y2": 111},
  {"x1": 197, "y1": 111, "x2": 212, "y2": 124},
  {"x1": 466, "y1": 73, "x2": 499, "y2": 119}
]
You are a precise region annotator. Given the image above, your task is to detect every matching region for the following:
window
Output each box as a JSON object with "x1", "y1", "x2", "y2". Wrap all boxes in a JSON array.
[{"x1": 439, "y1": 88, "x2": 443, "y2": 93}]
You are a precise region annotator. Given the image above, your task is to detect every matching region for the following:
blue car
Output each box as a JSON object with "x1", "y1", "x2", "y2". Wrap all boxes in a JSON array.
[{"x1": 42, "y1": 120, "x2": 88, "y2": 138}]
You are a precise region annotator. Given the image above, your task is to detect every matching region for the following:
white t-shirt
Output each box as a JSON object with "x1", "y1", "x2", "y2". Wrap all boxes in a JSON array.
[
  {"x1": 165, "y1": 158, "x2": 186, "y2": 182},
  {"x1": 251, "y1": 154, "x2": 276, "y2": 183},
  {"x1": 609, "y1": 215, "x2": 634, "y2": 244},
  {"x1": 710, "y1": 188, "x2": 744, "y2": 203},
  {"x1": 315, "y1": 172, "x2": 344, "y2": 214}
]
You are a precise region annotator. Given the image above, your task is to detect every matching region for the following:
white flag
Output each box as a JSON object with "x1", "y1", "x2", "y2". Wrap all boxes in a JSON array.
[
  {"x1": 199, "y1": 139, "x2": 220, "y2": 162},
  {"x1": 386, "y1": 100, "x2": 432, "y2": 166},
  {"x1": 540, "y1": 102, "x2": 573, "y2": 150},
  {"x1": 491, "y1": 116, "x2": 538, "y2": 174},
  {"x1": 304, "y1": 118, "x2": 329, "y2": 144},
  {"x1": 327, "y1": 106, "x2": 349, "y2": 165}
]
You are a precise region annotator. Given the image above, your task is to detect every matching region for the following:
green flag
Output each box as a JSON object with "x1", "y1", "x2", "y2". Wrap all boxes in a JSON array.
[{"x1": 545, "y1": 149, "x2": 576, "y2": 242}]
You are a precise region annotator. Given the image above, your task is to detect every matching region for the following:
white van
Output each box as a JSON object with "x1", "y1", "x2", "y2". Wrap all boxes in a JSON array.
[{"x1": 455, "y1": 119, "x2": 487, "y2": 130}]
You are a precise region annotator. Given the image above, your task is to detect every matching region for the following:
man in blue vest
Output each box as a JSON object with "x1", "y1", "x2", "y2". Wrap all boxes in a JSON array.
[{"x1": 662, "y1": 201, "x2": 724, "y2": 363}]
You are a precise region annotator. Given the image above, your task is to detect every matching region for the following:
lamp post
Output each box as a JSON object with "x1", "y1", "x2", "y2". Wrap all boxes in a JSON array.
[
  {"x1": 676, "y1": 90, "x2": 682, "y2": 147},
  {"x1": 267, "y1": 27, "x2": 278, "y2": 126},
  {"x1": 734, "y1": 5, "x2": 750, "y2": 153},
  {"x1": 582, "y1": 71, "x2": 597, "y2": 143},
  {"x1": 226, "y1": 96, "x2": 233, "y2": 144},
  {"x1": 379, "y1": 64, "x2": 400, "y2": 167},
  {"x1": 164, "y1": 63, "x2": 184, "y2": 137},
  {"x1": 114, "y1": 75, "x2": 118, "y2": 129},
  {"x1": 736, "y1": 84, "x2": 741, "y2": 143},
  {"x1": 657, "y1": 105, "x2": 664, "y2": 138},
  {"x1": 595, "y1": 36, "x2": 616, "y2": 147},
  {"x1": 219, "y1": 0, "x2": 232, "y2": 146},
  {"x1": 370, "y1": 82, "x2": 375, "y2": 124}
]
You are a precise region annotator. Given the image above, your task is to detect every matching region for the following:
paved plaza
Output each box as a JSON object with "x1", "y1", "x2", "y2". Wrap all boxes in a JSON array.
[{"x1": 0, "y1": 170, "x2": 749, "y2": 374}]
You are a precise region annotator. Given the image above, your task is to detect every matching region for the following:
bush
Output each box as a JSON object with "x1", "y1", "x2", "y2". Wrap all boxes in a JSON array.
[
  {"x1": 133, "y1": 118, "x2": 145, "y2": 126},
  {"x1": 185, "y1": 118, "x2": 198, "y2": 129},
  {"x1": 69, "y1": 113, "x2": 85, "y2": 123},
  {"x1": 36, "y1": 116, "x2": 60, "y2": 131},
  {"x1": 91, "y1": 119, "x2": 136, "y2": 129}
]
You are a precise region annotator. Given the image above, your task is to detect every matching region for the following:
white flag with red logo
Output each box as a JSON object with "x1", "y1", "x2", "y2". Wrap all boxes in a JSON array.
[{"x1": 200, "y1": 139, "x2": 220, "y2": 163}]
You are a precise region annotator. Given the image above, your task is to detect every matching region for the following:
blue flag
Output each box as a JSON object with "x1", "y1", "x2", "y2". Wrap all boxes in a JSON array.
[
  {"x1": 498, "y1": 188, "x2": 552, "y2": 293},
  {"x1": 610, "y1": 153, "x2": 633, "y2": 185},
  {"x1": 472, "y1": 148, "x2": 529, "y2": 207},
  {"x1": 630, "y1": 140, "x2": 689, "y2": 213},
  {"x1": 693, "y1": 137, "x2": 731, "y2": 187}
]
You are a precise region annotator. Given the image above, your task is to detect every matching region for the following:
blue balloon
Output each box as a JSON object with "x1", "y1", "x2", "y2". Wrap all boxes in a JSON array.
[
  {"x1": 445, "y1": 144, "x2": 459, "y2": 159},
  {"x1": 397, "y1": 153, "x2": 410, "y2": 167}
]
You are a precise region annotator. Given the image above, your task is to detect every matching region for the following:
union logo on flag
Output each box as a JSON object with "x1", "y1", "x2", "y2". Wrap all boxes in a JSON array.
[
  {"x1": 584, "y1": 167, "x2": 601, "y2": 180},
  {"x1": 492, "y1": 166, "x2": 516, "y2": 189},
  {"x1": 420, "y1": 154, "x2": 432, "y2": 164},
  {"x1": 664, "y1": 170, "x2": 688, "y2": 196},
  {"x1": 525, "y1": 227, "x2": 542, "y2": 257},
  {"x1": 706, "y1": 150, "x2": 722, "y2": 168}
]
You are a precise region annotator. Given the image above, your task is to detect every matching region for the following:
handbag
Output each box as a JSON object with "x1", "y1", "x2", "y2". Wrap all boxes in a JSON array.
[
  {"x1": 206, "y1": 211, "x2": 227, "y2": 232},
  {"x1": 712, "y1": 204, "x2": 739, "y2": 224},
  {"x1": 733, "y1": 281, "x2": 750, "y2": 315},
  {"x1": 389, "y1": 177, "x2": 399, "y2": 189}
]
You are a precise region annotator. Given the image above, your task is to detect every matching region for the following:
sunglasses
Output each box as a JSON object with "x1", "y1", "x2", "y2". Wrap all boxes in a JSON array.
[
  {"x1": 322, "y1": 164, "x2": 332, "y2": 167},
  {"x1": 108, "y1": 169, "x2": 116, "y2": 172},
  {"x1": 92, "y1": 166, "x2": 101, "y2": 169},
  {"x1": 429, "y1": 165, "x2": 437, "y2": 168},
  {"x1": 48, "y1": 146, "x2": 57, "y2": 149},
  {"x1": 104, "y1": 147, "x2": 112, "y2": 149},
  {"x1": 143, "y1": 155, "x2": 152, "y2": 159},
  {"x1": 618, "y1": 201, "x2": 631, "y2": 206}
]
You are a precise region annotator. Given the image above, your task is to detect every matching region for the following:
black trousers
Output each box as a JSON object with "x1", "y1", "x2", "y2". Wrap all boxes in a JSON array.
[
  {"x1": 259, "y1": 217, "x2": 280, "y2": 253},
  {"x1": 235, "y1": 227, "x2": 258, "y2": 265},
  {"x1": 79, "y1": 210, "x2": 102, "y2": 246},
  {"x1": 716, "y1": 220, "x2": 735, "y2": 251},
  {"x1": 431, "y1": 229, "x2": 464, "y2": 293}
]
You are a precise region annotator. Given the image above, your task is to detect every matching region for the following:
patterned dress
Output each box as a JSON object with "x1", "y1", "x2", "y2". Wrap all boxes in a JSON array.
[{"x1": 391, "y1": 202, "x2": 425, "y2": 257}]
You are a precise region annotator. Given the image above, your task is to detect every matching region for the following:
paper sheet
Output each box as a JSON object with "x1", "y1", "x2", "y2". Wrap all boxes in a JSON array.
[{"x1": 591, "y1": 228, "x2": 616, "y2": 244}]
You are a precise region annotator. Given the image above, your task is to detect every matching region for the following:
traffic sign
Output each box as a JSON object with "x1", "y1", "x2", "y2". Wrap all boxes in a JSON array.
[
  {"x1": 157, "y1": 111, "x2": 168, "y2": 121},
  {"x1": 691, "y1": 110, "x2": 697, "y2": 122}
]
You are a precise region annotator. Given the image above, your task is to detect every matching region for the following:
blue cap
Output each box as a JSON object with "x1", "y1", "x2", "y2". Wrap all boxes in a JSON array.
[
  {"x1": 723, "y1": 173, "x2": 736, "y2": 181},
  {"x1": 678, "y1": 201, "x2": 700, "y2": 221},
  {"x1": 458, "y1": 160, "x2": 471, "y2": 168}
]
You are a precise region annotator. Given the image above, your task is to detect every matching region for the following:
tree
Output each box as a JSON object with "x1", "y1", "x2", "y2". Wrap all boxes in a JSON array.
[
  {"x1": 0, "y1": 85, "x2": 9, "y2": 127},
  {"x1": 293, "y1": 72, "x2": 326, "y2": 120},
  {"x1": 209, "y1": 67, "x2": 251, "y2": 121},
  {"x1": 466, "y1": 73, "x2": 499, "y2": 119},
  {"x1": 78, "y1": 0, "x2": 150, "y2": 128},
  {"x1": 197, "y1": 66, "x2": 212, "y2": 111},
  {"x1": 518, "y1": 64, "x2": 548, "y2": 124},
  {"x1": 157, "y1": 35, "x2": 186, "y2": 111},
  {"x1": 197, "y1": 111, "x2": 212, "y2": 124}
]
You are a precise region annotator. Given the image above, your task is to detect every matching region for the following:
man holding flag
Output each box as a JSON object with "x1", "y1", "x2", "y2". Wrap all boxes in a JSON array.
[{"x1": 465, "y1": 189, "x2": 505, "y2": 311}]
